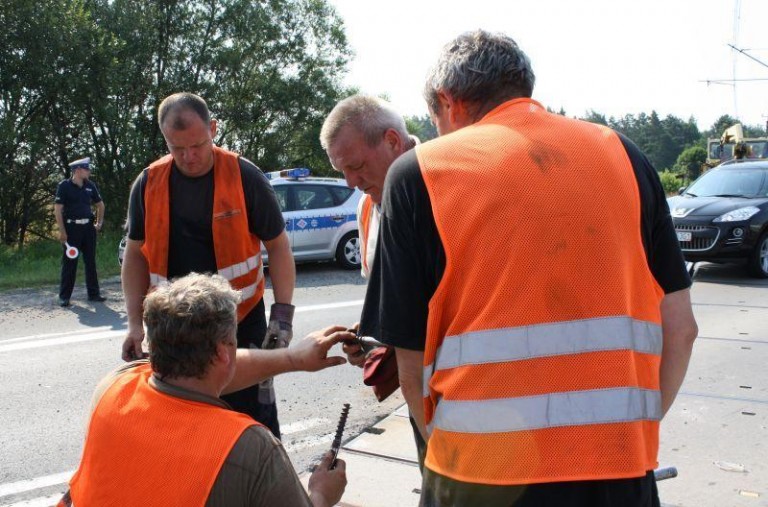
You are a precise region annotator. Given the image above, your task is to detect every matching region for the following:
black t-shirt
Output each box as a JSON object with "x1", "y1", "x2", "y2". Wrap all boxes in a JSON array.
[
  {"x1": 359, "y1": 132, "x2": 691, "y2": 350},
  {"x1": 127, "y1": 156, "x2": 284, "y2": 280},
  {"x1": 55, "y1": 179, "x2": 103, "y2": 219}
]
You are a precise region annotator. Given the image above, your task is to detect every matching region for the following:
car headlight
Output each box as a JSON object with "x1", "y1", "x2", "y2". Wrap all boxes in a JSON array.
[{"x1": 713, "y1": 206, "x2": 760, "y2": 222}]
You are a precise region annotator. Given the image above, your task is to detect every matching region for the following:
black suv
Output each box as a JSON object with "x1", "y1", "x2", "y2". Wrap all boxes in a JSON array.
[{"x1": 667, "y1": 160, "x2": 768, "y2": 278}]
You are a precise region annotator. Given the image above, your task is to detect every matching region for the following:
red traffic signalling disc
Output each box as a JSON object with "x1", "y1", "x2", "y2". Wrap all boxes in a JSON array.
[{"x1": 65, "y1": 243, "x2": 79, "y2": 259}]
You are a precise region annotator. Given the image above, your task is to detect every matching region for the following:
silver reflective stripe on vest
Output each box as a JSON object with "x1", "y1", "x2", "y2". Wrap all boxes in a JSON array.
[
  {"x1": 149, "y1": 273, "x2": 167, "y2": 286},
  {"x1": 218, "y1": 255, "x2": 262, "y2": 281},
  {"x1": 433, "y1": 316, "x2": 661, "y2": 373},
  {"x1": 430, "y1": 387, "x2": 661, "y2": 434},
  {"x1": 238, "y1": 267, "x2": 265, "y2": 302}
]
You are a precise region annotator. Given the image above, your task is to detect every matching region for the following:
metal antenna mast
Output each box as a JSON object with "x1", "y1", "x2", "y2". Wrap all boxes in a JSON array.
[{"x1": 732, "y1": 0, "x2": 742, "y2": 117}]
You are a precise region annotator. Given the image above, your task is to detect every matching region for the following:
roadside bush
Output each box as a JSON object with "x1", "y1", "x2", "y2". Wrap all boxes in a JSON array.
[{"x1": 659, "y1": 170, "x2": 686, "y2": 196}]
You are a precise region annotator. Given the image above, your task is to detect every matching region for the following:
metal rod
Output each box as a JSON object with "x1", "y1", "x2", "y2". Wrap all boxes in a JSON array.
[{"x1": 330, "y1": 403, "x2": 350, "y2": 469}]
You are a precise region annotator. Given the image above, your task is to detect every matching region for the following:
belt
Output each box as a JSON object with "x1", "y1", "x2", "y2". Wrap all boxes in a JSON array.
[{"x1": 66, "y1": 218, "x2": 91, "y2": 224}]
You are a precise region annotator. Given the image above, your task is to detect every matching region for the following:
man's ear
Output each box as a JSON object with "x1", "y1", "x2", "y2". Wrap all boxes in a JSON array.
[
  {"x1": 436, "y1": 91, "x2": 452, "y2": 116},
  {"x1": 214, "y1": 341, "x2": 231, "y2": 365},
  {"x1": 437, "y1": 91, "x2": 471, "y2": 131},
  {"x1": 209, "y1": 119, "x2": 218, "y2": 138},
  {"x1": 382, "y1": 128, "x2": 403, "y2": 153}
]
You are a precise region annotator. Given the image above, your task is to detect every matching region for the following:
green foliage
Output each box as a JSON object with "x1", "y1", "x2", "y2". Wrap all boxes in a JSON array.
[
  {"x1": 406, "y1": 115, "x2": 438, "y2": 143},
  {"x1": 598, "y1": 111, "x2": 700, "y2": 171},
  {"x1": 658, "y1": 170, "x2": 686, "y2": 196},
  {"x1": 674, "y1": 146, "x2": 708, "y2": 181},
  {"x1": 582, "y1": 110, "x2": 608, "y2": 126},
  {"x1": 0, "y1": 230, "x2": 123, "y2": 291},
  {"x1": 1, "y1": 0, "x2": 351, "y2": 247}
]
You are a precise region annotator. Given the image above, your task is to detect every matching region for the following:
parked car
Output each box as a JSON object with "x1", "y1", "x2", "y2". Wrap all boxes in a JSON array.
[
  {"x1": 263, "y1": 168, "x2": 363, "y2": 269},
  {"x1": 667, "y1": 160, "x2": 768, "y2": 278},
  {"x1": 117, "y1": 168, "x2": 364, "y2": 270}
]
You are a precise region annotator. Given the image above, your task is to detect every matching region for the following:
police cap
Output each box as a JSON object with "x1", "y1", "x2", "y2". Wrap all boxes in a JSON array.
[{"x1": 68, "y1": 157, "x2": 91, "y2": 171}]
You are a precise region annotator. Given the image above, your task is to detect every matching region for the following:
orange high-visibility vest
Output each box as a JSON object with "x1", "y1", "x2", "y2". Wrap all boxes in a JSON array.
[
  {"x1": 358, "y1": 194, "x2": 375, "y2": 277},
  {"x1": 416, "y1": 98, "x2": 665, "y2": 486},
  {"x1": 69, "y1": 364, "x2": 257, "y2": 506},
  {"x1": 141, "y1": 146, "x2": 264, "y2": 321}
]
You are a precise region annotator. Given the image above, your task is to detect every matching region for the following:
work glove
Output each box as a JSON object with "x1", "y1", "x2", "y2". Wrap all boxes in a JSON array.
[{"x1": 261, "y1": 303, "x2": 295, "y2": 350}]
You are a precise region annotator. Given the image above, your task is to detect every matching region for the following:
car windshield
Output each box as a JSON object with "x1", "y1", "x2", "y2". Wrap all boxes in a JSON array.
[{"x1": 686, "y1": 168, "x2": 767, "y2": 198}]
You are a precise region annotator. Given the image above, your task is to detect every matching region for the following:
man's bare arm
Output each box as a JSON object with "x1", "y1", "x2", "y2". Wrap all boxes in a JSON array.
[
  {"x1": 395, "y1": 347, "x2": 427, "y2": 441},
  {"x1": 659, "y1": 288, "x2": 698, "y2": 416},
  {"x1": 121, "y1": 239, "x2": 150, "y2": 361},
  {"x1": 263, "y1": 231, "x2": 295, "y2": 304},
  {"x1": 223, "y1": 326, "x2": 352, "y2": 394},
  {"x1": 95, "y1": 202, "x2": 105, "y2": 231},
  {"x1": 54, "y1": 204, "x2": 67, "y2": 243}
]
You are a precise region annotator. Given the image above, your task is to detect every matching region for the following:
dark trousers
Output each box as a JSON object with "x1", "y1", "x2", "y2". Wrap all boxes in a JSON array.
[
  {"x1": 59, "y1": 222, "x2": 100, "y2": 300},
  {"x1": 220, "y1": 299, "x2": 282, "y2": 439},
  {"x1": 420, "y1": 469, "x2": 660, "y2": 507},
  {"x1": 410, "y1": 414, "x2": 427, "y2": 473}
]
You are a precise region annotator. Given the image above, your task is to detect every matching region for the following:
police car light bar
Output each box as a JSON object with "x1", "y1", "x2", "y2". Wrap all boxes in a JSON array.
[{"x1": 265, "y1": 168, "x2": 311, "y2": 180}]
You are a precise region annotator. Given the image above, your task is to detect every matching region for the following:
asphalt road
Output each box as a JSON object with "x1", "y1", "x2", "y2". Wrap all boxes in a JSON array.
[{"x1": 0, "y1": 263, "x2": 404, "y2": 506}]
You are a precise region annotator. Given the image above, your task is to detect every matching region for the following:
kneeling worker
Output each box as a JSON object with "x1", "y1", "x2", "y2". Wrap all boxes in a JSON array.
[{"x1": 62, "y1": 273, "x2": 349, "y2": 507}]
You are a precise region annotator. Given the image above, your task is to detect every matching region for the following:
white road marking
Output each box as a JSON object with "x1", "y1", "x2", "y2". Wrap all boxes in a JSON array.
[
  {"x1": 0, "y1": 331, "x2": 125, "y2": 353},
  {"x1": 294, "y1": 300, "x2": 363, "y2": 313},
  {"x1": 2, "y1": 493, "x2": 63, "y2": 507},
  {"x1": 2, "y1": 326, "x2": 114, "y2": 345},
  {"x1": 281, "y1": 418, "x2": 330, "y2": 435},
  {"x1": 0, "y1": 471, "x2": 72, "y2": 498},
  {"x1": 0, "y1": 299, "x2": 364, "y2": 354},
  {"x1": 283, "y1": 433, "x2": 335, "y2": 453}
]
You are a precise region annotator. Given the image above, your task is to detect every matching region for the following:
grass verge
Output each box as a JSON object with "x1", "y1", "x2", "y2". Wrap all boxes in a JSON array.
[{"x1": 0, "y1": 231, "x2": 123, "y2": 292}]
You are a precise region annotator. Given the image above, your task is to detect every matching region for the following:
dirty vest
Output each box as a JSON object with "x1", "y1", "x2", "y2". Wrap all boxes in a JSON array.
[
  {"x1": 416, "y1": 98, "x2": 665, "y2": 485},
  {"x1": 141, "y1": 146, "x2": 264, "y2": 321},
  {"x1": 69, "y1": 364, "x2": 257, "y2": 506}
]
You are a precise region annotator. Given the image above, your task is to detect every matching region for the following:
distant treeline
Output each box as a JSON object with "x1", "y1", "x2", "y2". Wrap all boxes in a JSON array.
[{"x1": 1, "y1": 0, "x2": 763, "y2": 247}]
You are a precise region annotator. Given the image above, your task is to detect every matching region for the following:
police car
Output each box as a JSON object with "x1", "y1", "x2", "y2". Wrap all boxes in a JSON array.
[
  {"x1": 263, "y1": 168, "x2": 363, "y2": 269},
  {"x1": 117, "y1": 168, "x2": 364, "y2": 270}
]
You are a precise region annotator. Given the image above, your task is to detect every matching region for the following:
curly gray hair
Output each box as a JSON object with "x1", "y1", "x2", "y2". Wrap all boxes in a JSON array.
[{"x1": 144, "y1": 273, "x2": 240, "y2": 379}]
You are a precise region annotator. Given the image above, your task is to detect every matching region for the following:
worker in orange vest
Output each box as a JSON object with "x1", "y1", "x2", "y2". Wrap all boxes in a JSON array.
[
  {"x1": 360, "y1": 30, "x2": 698, "y2": 506},
  {"x1": 62, "y1": 272, "x2": 349, "y2": 507},
  {"x1": 320, "y1": 95, "x2": 426, "y2": 469},
  {"x1": 121, "y1": 93, "x2": 295, "y2": 438}
]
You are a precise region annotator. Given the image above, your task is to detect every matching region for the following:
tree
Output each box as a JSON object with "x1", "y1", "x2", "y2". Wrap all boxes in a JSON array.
[
  {"x1": 0, "y1": 0, "x2": 99, "y2": 245},
  {"x1": 581, "y1": 110, "x2": 607, "y2": 126},
  {"x1": 605, "y1": 111, "x2": 701, "y2": 171},
  {"x1": 406, "y1": 115, "x2": 437, "y2": 143},
  {"x1": 674, "y1": 146, "x2": 707, "y2": 182},
  {"x1": 0, "y1": 0, "x2": 351, "y2": 246}
]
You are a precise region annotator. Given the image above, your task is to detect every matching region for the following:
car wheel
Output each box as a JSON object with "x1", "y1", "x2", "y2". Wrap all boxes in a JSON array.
[
  {"x1": 336, "y1": 231, "x2": 361, "y2": 270},
  {"x1": 747, "y1": 231, "x2": 768, "y2": 278}
]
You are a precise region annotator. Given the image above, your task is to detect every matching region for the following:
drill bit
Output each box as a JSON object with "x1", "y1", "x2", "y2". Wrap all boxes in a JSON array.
[{"x1": 330, "y1": 403, "x2": 350, "y2": 469}]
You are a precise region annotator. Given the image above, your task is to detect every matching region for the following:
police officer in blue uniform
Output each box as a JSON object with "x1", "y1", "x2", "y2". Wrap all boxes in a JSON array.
[{"x1": 54, "y1": 157, "x2": 106, "y2": 307}]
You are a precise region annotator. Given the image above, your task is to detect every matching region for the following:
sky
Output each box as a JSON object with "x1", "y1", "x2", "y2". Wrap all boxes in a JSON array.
[{"x1": 327, "y1": 0, "x2": 768, "y2": 132}]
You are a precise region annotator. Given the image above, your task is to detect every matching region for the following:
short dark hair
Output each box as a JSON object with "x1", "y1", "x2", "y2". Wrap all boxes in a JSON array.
[
  {"x1": 144, "y1": 273, "x2": 239, "y2": 379},
  {"x1": 424, "y1": 30, "x2": 535, "y2": 116},
  {"x1": 157, "y1": 92, "x2": 211, "y2": 130}
]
